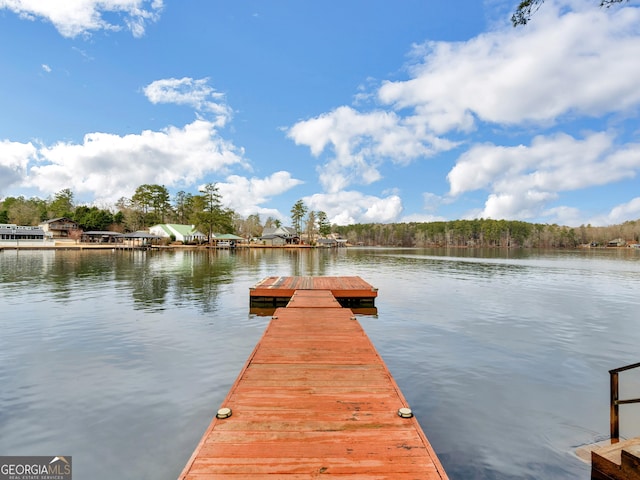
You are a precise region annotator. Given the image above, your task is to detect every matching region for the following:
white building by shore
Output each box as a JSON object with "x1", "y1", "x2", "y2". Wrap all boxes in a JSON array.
[{"x1": 0, "y1": 223, "x2": 47, "y2": 244}]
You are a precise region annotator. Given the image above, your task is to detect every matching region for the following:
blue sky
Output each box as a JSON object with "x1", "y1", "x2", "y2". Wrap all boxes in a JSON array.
[{"x1": 1, "y1": 0, "x2": 639, "y2": 227}]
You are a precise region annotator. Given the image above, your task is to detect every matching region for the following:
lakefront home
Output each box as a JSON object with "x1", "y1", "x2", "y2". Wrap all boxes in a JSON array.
[
  {"x1": 39, "y1": 217, "x2": 79, "y2": 238},
  {"x1": 259, "y1": 226, "x2": 299, "y2": 246},
  {"x1": 149, "y1": 224, "x2": 207, "y2": 243},
  {"x1": 607, "y1": 238, "x2": 626, "y2": 247}
]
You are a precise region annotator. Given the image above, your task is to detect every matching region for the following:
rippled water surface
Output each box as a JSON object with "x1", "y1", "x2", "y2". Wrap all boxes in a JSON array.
[{"x1": 1, "y1": 247, "x2": 639, "y2": 479}]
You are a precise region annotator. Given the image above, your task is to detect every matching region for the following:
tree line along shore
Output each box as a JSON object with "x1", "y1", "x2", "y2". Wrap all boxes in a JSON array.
[
  {"x1": 334, "y1": 219, "x2": 640, "y2": 249},
  {"x1": 1, "y1": 185, "x2": 639, "y2": 249}
]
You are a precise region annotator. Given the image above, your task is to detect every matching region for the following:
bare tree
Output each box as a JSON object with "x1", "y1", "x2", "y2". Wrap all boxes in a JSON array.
[{"x1": 305, "y1": 210, "x2": 317, "y2": 245}]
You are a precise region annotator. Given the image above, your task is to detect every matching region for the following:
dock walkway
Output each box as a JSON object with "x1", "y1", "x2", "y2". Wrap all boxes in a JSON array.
[{"x1": 179, "y1": 277, "x2": 448, "y2": 479}]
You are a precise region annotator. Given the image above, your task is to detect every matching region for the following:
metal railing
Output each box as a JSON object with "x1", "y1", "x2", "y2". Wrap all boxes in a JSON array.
[{"x1": 610, "y1": 361, "x2": 640, "y2": 441}]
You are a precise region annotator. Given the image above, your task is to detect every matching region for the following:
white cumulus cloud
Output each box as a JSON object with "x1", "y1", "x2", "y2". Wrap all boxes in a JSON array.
[
  {"x1": 379, "y1": 3, "x2": 640, "y2": 130},
  {"x1": 0, "y1": 140, "x2": 37, "y2": 192},
  {"x1": 287, "y1": 1, "x2": 640, "y2": 224},
  {"x1": 288, "y1": 106, "x2": 455, "y2": 193},
  {"x1": 447, "y1": 132, "x2": 640, "y2": 220},
  {"x1": 143, "y1": 77, "x2": 232, "y2": 127},
  {"x1": 21, "y1": 119, "x2": 247, "y2": 205},
  {"x1": 216, "y1": 171, "x2": 304, "y2": 218},
  {"x1": 0, "y1": 0, "x2": 164, "y2": 38},
  {"x1": 589, "y1": 197, "x2": 640, "y2": 226},
  {"x1": 304, "y1": 191, "x2": 403, "y2": 225}
]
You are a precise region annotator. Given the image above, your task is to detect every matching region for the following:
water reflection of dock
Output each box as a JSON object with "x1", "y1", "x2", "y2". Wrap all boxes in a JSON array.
[{"x1": 178, "y1": 277, "x2": 449, "y2": 479}]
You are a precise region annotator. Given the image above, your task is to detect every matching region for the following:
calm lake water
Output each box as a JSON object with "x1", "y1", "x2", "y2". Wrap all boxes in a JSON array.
[{"x1": 1, "y1": 247, "x2": 639, "y2": 479}]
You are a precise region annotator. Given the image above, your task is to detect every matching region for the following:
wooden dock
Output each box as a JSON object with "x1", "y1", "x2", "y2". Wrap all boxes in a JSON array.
[
  {"x1": 178, "y1": 277, "x2": 448, "y2": 479},
  {"x1": 249, "y1": 276, "x2": 378, "y2": 308},
  {"x1": 577, "y1": 438, "x2": 640, "y2": 480}
]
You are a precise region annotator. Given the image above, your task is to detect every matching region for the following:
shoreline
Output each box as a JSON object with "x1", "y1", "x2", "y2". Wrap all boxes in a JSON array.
[
  {"x1": 0, "y1": 242, "x2": 324, "y2": 251},
  {"x1": 1, "y1": 242, "x2": 637, "y2": 252}
]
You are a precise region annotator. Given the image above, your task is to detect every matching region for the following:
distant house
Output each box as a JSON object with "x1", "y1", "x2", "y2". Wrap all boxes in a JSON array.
[
  {"x1": 0, "y1": 223, "x2": 46, "y2": 242},
  {"x1": 607, "y1": 238, "x2": 626, "y2": 247},
  {"x1": 260, "y1": 234, "x2": 285, "y2": 246},
  {"x1": 317, "y1": 237, "x2": 348, "y2": 248},
  {"x1": 39, "y1": 217, "x2": 79, "y2": 239},
  {"x1": 260, "y1": 226, "x2": 299, "y2": 246},
  {"x1": 149, "y1": 224, "x2": 207, "y2": 243},
  {"x1": 317, "y1": 238, "x2": 337, "y2": 248}
]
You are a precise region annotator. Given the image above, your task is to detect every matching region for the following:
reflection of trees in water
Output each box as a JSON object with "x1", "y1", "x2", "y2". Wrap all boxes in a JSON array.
[
  {"x1": 0, "y1": 249, "x2": 237, "y2": 313},
  {"x1": 118, "y1": 250, "x2": 237, "y2": 313},
  {"x1": 234, "y1": 247, "x2": 350, "y2": 278},
  {"x1": 112, "y1": 252, "x2": 167, "y2": 311},
  {"x1": 171, "y1": 250, "x2": 236, "y2": 314},
  {"x1": 2, "y1": 250, "x2": 119, "y2": 300},
  {"x1": 0, "y1": 251, "x2": 49, "y2": 284},
  {"x1": 130, "y1": 270, "x2": 170, "y2": 310},
  {"x1": 286, "y1": 249, "x2": 346, "y2": 277},
  {"x1": 1, "y1": 247, "x2": 530, "y2": 313}
]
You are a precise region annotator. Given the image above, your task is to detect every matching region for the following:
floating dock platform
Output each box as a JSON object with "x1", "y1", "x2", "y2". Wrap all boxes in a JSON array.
[
  {"x1": 249, "y1": 276, "x2": 378, "y2": 308},
  {"x1": 178, "y1": 277, "x2": 448, "y2": 479}
]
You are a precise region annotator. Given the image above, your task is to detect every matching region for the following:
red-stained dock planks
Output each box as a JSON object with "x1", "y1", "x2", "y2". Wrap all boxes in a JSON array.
[
  {"x1": 249, "y1": 276, "x2": 378, "y2": 307},
  {"x1": 178, "y1": 281, "x2": 448, "y2": 479}
]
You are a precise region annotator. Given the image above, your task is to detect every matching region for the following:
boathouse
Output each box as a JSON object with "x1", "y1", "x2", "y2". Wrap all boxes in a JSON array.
[{"x1": 81, "y1": 231, "x2": 123, "y2": 243}]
